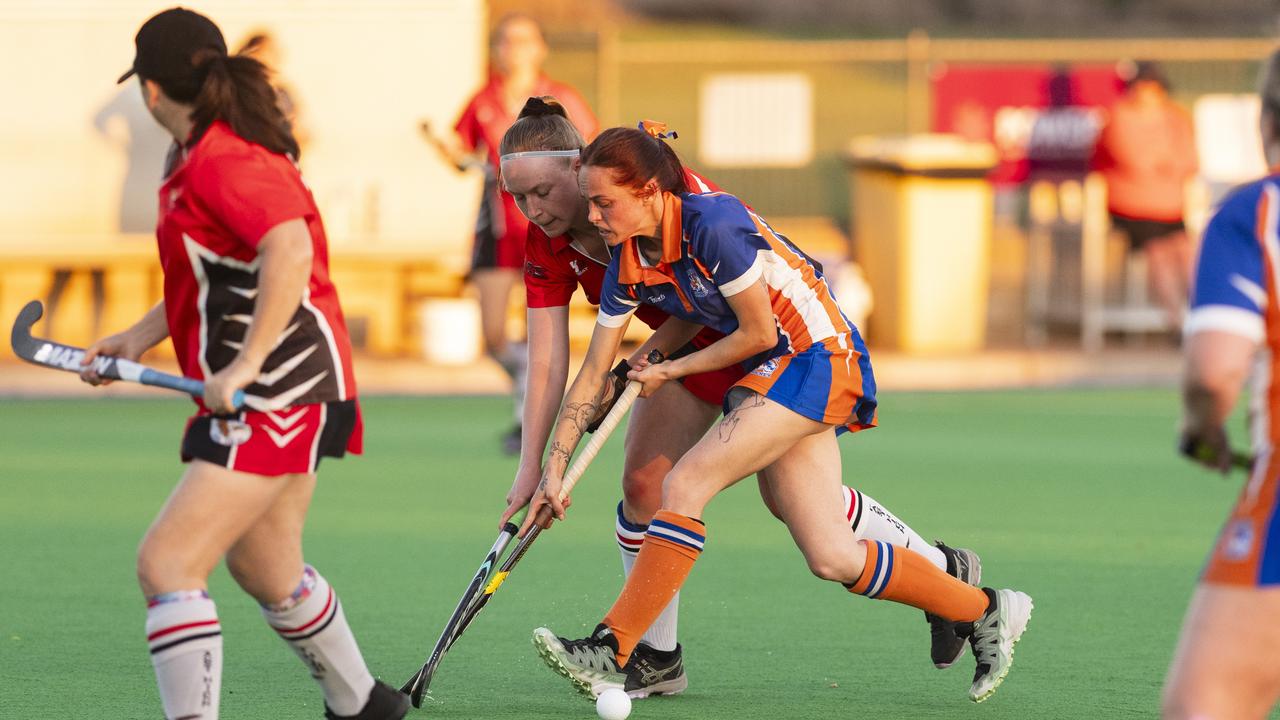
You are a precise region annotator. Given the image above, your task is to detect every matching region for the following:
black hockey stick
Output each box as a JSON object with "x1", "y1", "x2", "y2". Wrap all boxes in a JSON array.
[
  {"x1": 399, "y1": 507, "x2": 527, "y2": 706},
  {"x1": 401, "y1": 351, "x2": 656, "y2": 706}
]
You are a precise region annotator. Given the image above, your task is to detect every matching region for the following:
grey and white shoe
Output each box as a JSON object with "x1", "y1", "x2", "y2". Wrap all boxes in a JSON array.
[
  {"x1": 532, "y1": 624, "x2": 626, "y2": 699},
  {"x1": 626, "y1": 642, "x2": 688, "y2": 698},
  {"x1": 926, "y1": 542, "x2": 983, "y2": 669},
  {"x1": 968, "y1": 587, "x2": 1033, "y2": 703}
]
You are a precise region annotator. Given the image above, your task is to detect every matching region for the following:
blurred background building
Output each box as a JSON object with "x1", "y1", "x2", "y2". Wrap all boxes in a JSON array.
[{"x1": 1, "y1": 0, "x2": 1277, "y2": 389}]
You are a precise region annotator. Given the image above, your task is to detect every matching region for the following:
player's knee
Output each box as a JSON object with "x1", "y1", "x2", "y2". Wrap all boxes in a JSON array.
[
  {"x1": 659, "y1": 466, "x2": 713, "y2": 516},
  {"x1": 621, "y1": 466, "x2": 664, "y2": 520},
  {"x1": 803, "y1": 550, "x2": 858, "y2": 585},
  {"x1": 224, "y1": 550, "x2": 254, "y2": 588},
  {"x1": 136, "y1": 542, "x2": 186, "y2": 595}
]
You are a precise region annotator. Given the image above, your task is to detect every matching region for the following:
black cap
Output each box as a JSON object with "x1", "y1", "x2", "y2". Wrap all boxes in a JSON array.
[{"x1": 117, "y1": 7, "x2": 227, "y2": 84}]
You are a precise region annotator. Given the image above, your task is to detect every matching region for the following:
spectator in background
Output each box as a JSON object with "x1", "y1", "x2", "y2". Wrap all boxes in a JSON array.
[
  {"x1": 93, "y1": 84, "x2": 173, "y2": 233},
  {"x1": 236, "y1": 30, "x2": 309, "y2": 151},
  {"x1": 423, "y1": 13, "x2": 598, "y2": 454},
  {"x1": 1092, "y1": 60, "x2": 1199, "y2": 330},
  {"x1": 1026, "y1": 67, "x2": 1101, "y2": 183}
]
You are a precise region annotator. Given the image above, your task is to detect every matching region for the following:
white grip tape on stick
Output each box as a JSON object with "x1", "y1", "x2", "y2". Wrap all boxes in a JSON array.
[{"x1": 559, "y1": 381, "x2": 642, "y2": 499}]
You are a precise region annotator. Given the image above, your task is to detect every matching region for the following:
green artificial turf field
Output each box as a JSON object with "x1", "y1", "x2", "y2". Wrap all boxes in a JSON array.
[{"x1": 0, "y1": 390, "x2": 1259, "y2": 718}]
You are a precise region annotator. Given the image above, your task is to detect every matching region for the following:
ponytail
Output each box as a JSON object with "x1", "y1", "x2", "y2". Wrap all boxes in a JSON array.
[
  {"x1": 151, "y1": 48, "x2": 299, "y2": 159},
  {"x1": 580, "y1": 124, "x2": 688, "y2": 195},
  {"x1": 499, "y1": 96, "x2": 585, "y2": 156}
]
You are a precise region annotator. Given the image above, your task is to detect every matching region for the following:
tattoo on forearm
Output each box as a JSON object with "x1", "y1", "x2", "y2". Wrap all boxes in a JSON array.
[
  {"x1": 560, "y1": 371, "x2": 615, "y2": 432},
  {"x1": 549, "y1": 441, "x2": 572, "y2": 467},
  {"x1": 718, "y1": 393, "x2": 765, "y2": 443}
]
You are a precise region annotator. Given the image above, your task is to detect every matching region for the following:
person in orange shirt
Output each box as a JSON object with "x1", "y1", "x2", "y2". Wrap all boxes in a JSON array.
[
  {"x1": 1092, "y1": 60, "x2": 1199, "y2": 329},
  {"x1": 423, "y1": 13, "x2": 598, "y2": 453}
]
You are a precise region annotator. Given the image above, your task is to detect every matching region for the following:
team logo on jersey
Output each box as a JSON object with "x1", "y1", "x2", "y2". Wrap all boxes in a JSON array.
[
  {"x1": 686, "y1": 268, "x2": 711, "y2": 297},
  {"x1": 645, "y1": 293, "x2": 667, "y2": 304},
  {"x1": 210, "y1": 418, "x2": 252, "y2": 447},
  {"x1": 525, "y1": 261, "x2": 548, "y2": 279},
  {"x1": 1222, "y1": 519, "x2": 1255, "y2": 561},
  {"x1": 751, "y1": 358, "x2": 779, "y2": 378},
  {"x1": 569, "y1": 259, "x2": 586, "y2": 276}
]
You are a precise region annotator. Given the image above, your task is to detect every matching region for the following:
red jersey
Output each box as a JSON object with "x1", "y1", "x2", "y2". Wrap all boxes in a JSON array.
[
  {"x1": 523, "y1": 168, "x2": 742, "y2": 405},
  {"x1": 455, "y1": 74, "x2": 599, "y2": 269},
  {"x1": 156, "y1": 121, "x2": 358, "y2": 412},
  {"x1": 454, "y1": 73, "x2": 598, "y2": 168}
]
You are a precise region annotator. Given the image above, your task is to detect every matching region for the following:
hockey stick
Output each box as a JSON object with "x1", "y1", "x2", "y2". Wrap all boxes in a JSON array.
[
  {"x1": 10, "y1": 300, "x2": 245, "y2": 409},
  {"x1": 397, "y1": 505, "x2": 528, "y2": 705},
  {"x1": 401, "y1": 351, "x2": 656, "y2": 707}
]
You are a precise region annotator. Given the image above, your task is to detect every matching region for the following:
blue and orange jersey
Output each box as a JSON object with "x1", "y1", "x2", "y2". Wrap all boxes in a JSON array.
[
  {"x1": 1187, "y1": 173, "x2": 1280, "y2": 586},
  {"x1": 597, "y1": 191, "x2": 872, "y2": 376}
]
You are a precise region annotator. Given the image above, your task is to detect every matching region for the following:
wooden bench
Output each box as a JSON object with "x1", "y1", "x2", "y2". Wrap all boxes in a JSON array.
[{"x1": 0, "y1": 236, "x2": 467, "y2": 359}]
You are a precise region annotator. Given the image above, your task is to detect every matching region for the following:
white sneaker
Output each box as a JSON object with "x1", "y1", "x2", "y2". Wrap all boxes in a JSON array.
[{"x1": 968, "y1": 588, "x2": 1033, "y2": 703}]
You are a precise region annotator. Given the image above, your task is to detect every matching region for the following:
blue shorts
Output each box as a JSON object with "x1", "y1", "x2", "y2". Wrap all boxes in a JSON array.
[{"x1": 731, "y1": 338, "x2": 877, "y2": 433}]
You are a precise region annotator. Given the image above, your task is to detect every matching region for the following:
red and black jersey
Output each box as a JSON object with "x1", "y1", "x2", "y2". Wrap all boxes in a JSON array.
[{"x1": 156, "y1": 121, "x2": 357, "y2": 412}]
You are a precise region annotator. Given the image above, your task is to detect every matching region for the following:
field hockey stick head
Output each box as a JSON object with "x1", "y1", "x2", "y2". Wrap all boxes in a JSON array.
[{"x1": 10, "y1": 300, "x2": 44, "y2": 356}]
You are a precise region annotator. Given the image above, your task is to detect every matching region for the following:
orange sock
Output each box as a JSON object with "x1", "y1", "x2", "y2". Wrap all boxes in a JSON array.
[
  {"x1": 603, "y1": 510, "x2": 705, "y2": 665},
  {"x1": 848, "y1": 540, "x2": 989, "y2": 622}
]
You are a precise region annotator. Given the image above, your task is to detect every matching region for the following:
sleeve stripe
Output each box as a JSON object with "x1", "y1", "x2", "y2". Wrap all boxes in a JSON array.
[
  {"x1": 596, "y1": 307, "x2": 635, "y2": 328},
  {"x1": 1184, "y1": 305, "x2": 1266, "y2": 342},
  {"x1": 717, "y1": 252, "x2": 765, "y2": 297},
  {"x1": 1229, "y1": 273, "x2": 1267, "y2": 309}
]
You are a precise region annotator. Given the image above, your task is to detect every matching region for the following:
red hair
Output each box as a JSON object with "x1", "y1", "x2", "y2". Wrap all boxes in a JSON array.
[{"x1": 580, "y1": 127, "x2": 688, "y2": 195}]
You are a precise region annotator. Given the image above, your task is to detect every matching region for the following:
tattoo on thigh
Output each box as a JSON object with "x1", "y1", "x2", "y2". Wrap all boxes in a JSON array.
[{"x1": 718, "y1": 393, "x2": 765, "y2": 443}]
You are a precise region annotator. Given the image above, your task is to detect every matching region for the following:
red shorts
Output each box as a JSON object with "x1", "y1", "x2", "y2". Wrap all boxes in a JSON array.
[
  {"x1": 673, "y1": 334, "x2": 746, "y2": 406},
  {"x1": 679, "y1": 366, "x2": 744, "y2": 406},
  {"x1": 471, "y1": 177, "x2": 527, "y2": 271},
  {"x1": 181, "y1": 400, "x2": 363, "y2": 476}
]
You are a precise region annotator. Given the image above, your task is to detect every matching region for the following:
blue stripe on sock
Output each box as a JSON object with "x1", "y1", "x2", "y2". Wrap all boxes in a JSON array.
[
  {"x1": 875, "y1": 543, "x2": 895, "y2": 598},
  {"x1": 616, "y1": 502, "x2": 649, "y2": 533},
  {"x1": 861, "y1": 541, "x2": 885, "y2": 597},
  {"x1": 649, "y1": 518, "x2": 705, "y2": 545}
]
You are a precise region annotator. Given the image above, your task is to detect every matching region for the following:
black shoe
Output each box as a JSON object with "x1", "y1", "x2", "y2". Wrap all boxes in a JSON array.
[
  {"x1": 625, "y1": 643, "x2": 688, "y2": 698},
  {"x1": 925, "y1": 542, "x2": 983, "y2": 669},
  {"x1": 501, "y1": 424, "x2": 522, "y2": 455},
  {"x1": 324, "y1": 680, "x2": 410, "y2": 720}
]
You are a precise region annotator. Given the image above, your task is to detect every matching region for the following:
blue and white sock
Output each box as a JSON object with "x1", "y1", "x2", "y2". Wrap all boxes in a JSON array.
[
  {"x1": 261, "y1": 566, "x2": 375, "y2": 716},
  {"x1": 617, "y1": 501, "x2": 680, "y2": 652},
  {"x1": 146, "y1": 589, "x2": 222, "y2": 719}
]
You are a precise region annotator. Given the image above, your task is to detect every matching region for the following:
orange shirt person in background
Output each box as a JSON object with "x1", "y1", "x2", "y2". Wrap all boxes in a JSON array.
[
  {"x1": 1092, "y1": 60, "x2": 1199, "y2": 330},
  {"x1": 424, "y1": 13, "x2": 598, "y2": 453}
]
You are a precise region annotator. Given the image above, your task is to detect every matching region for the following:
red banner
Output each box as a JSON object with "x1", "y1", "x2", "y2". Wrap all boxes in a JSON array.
[{"x1": 932, "y1": 64, "x2": 1125, "y2": 184}]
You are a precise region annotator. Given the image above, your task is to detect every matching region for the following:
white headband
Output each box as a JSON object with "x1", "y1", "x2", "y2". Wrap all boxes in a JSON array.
[{"x1": 499, "y1": 149, "x2": 580, "y2": 164}]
